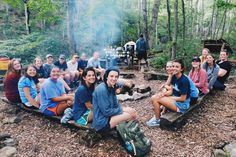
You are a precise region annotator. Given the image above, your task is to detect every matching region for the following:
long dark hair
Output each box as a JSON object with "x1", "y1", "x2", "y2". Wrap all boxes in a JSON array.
[
  {"x1": 103, "y1": 67, "x2": 120, "y2": 90},
  {"x1": 81, "y1": 67, "x2": 96, "y2": 90},
  {"x1": 24, "y1": 64, "x2": 39, "y2": 84}
]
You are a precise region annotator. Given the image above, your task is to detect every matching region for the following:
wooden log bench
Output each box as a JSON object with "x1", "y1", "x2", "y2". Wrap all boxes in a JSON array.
[
  {"x1": 160, "y1": 94, "x2": 208, "y2": 130},
  {"x1": 0, "y1": 97, "x2": 110, "y2": 147},
  {"x1": 119, "y1": 72, "x2": 135, "y2": 79},
  {"x1": 143, "y1": 71, "x2": 168, "y2": 81}
]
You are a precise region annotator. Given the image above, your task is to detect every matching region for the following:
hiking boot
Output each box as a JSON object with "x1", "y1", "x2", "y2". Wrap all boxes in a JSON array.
[{"x1": 146, "y1": 118, "x2": 160, "y2": 127}]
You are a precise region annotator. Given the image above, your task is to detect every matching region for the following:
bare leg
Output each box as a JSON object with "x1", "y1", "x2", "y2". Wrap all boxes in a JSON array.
[
  {"x1": 88, "y1": 111, "x2": 93, "y2": 122},
  {"x1": 56, "y1": 101, "x2": 69, "y2": 116}
]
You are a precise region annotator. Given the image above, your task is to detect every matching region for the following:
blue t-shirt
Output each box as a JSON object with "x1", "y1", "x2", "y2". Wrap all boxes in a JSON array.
[
  {"x1": 40, "y1": 78, "x2": 65, "y2": 112},
  {"x1": 18, "y1": 76, "x2": 37, "y2": 104},
  {"x1": 171, "y1": 74, "x2": 191, "y2": 99},
  {"x1": 73, "y1": 85, "x2": 93, "y2": 121},
  {"x1": 87, "y1": 58, "x2": 101, "y2": 69},
  {"x1": 77, "y1": 60, "x2": 88, "y2": 71},
  {"x1": 185, "y1": 74, "x2": 199, "y2": 98}
]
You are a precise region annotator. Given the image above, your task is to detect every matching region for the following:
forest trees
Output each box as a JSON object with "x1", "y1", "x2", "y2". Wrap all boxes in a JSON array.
[{"x1": 0, "y1": 0, "x2": 235, "y2": 64}]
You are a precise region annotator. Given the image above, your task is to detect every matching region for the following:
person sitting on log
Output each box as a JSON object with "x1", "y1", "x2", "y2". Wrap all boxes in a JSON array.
[
  {"x1": 199, "y1": 48, "x2": 210, "y2": 65},
  {"x1": 87, "y1": 51, "x2": 105, "y2": 81},
  {"x1": 4, "y1": 58, "x2": 22, "y2": 103},
  {"x1": 92, "y1": 67, "x2": 137, "y2": 132},
  {"x1": 67, "y1": 54, "x2": 80, "y2": 87},
  {"x1": 73, "y1": 67, "x2": 96, "y2": 126},
  {"x1": 18, "y1": 65, "x2": 40, "y2": 108},
  {"x1": 146, "y1": 59, "x2": 191, "y2": 127},
  {"x1": 40, "y1": 66, "x2": 73, "y2": 116},
  {"x1": 189, "y1": 56, "x2": 209, "y2": 95},
  {"x1": 202, "y1": 53, "x2": 220, "y2": 90},
  {"x1": 213, "y1": 50, "x2": 232, "y2": 90}
]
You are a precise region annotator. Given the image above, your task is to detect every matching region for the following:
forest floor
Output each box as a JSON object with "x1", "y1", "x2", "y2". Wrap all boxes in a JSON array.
[{"x1": 0, "y1": 70, "x2": 236, "y2": 157}]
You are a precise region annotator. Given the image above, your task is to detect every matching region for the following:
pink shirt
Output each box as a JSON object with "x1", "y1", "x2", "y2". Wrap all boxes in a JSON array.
[{"x1": 189, "y1": 68, "x2": 209, "y2": 94}]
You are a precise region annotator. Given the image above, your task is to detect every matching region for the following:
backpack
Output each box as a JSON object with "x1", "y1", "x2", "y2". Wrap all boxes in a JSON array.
[
  {"x1": 116, "y1": 120, "x2": 151, "y2": 157},
  {"x1": 137, "y1": 39, "x2": 146, "y2": 53}
]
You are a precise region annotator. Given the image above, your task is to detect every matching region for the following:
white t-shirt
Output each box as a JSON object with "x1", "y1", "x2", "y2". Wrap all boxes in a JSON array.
[{"x1": 67, "y1": 60, "x2": 78, "y2": 72}]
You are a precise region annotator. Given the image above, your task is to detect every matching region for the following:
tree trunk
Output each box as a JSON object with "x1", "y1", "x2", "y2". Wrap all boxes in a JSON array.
[
  {"x1": 212, "y1": 4, "x2": 219, "y2": 39},
  {"x1": 150, "y1": 0, "x2": 161, "y2": 48},
  {"x1": 166, "y1": 0, "x2": 171, "y2": 41},
  {"x1": 181, "y1": 0, "x2": 186, "y2": 41},
  {"x1": 23, "y1": 0, "x2": 30, "y2": 34},
  {"x1": 208, "y1": 0, "x2": 216, "y2": 38},
  {"x1": 219, "y1": 7, "x2": 228, "y2": 39},
  {"x1": 67, "y1": 0, "x2": 79, "y2": 53},
  {"x1": 171, "y1": 0, "x2": 178, "y2": 60},
  {"x1": 142, "y1": 0, "x2": 149, "y2": 49}
]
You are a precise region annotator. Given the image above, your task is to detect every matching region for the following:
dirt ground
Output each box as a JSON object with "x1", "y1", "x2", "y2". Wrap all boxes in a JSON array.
[{"x1": 0, "y1": 71, "x2": 236, "y2": 157}]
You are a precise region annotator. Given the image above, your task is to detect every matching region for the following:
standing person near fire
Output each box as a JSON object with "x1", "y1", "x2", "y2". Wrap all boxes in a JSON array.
[{"x1": 136, "y1": 34, "x2": 148, "y2": 70}]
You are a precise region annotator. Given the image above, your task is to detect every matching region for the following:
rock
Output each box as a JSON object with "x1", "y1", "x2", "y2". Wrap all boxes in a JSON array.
[
  {"x1": 3, "y1": 138, "x2": 16, "y2": 147},
  {"x1": 0, "y1": 134, "x2": 11, "y2": 141},
  {"x1": 135, "y1": 85, "x2": 151, "y2": 93},
  {"x1": 2, "y1": 116, "x2": 21, "y2": 124},
  {"x1": 117, "y1": 94, "x2": 134, "y2": 101},
  {"x1": 224, "y1": 140, "x2": 236, "y2": 157},
  {"x1": 133, "y1": 92, "x2": 151, "y2": 101},
  {"x1": 213, "y1": 149, "x2": 227, "y2": 157},
  {"x1": 230, "y1": 131, "x2": 236, "y2": 139},
  {"x1": 0, "y1": 113, "x2": 4, "y2": 121},
  {"x1": 214, "y1": 141, "x2": 229, "y2": 149},
  {"x1": 0, "y1": 146, "x2": 17, "y2": 157}
]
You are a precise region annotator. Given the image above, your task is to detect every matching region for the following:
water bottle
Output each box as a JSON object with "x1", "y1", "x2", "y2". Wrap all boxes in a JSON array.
[{"x1": 125, "y1": 141, "x2": 133, "y2": 152}]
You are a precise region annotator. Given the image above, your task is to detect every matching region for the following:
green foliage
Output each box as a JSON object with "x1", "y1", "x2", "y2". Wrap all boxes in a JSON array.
[
  {"x1": 0, "y1": 32, "x2": 69, "y2": 64},
  {"x1": 150, "y1": 52, "x2": 169, "y2": 69},
  {"x1": 217, "y1": 0, "x2": 236, "y2": 10}
]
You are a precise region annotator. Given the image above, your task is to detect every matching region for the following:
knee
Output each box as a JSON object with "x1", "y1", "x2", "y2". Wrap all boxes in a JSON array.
[{"x1": 151, "y1": 95, "x2": 158, "y2": 103}]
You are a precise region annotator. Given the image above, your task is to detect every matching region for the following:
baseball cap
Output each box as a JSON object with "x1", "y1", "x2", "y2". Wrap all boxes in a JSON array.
[
  {"x1": 59, "y1": 54, "x2": 65, "y2": 59},
  {"x1": 192, "y1": 56, "x2": 200, "y2": 62},
  {"x1": 46, "y1": 54, "x2": 53, "y2": 58}
]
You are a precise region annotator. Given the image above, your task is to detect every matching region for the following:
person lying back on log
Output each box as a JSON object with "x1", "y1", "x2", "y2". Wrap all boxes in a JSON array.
[
  {"x1": 18, "y1": 65, "x2": 40, "y2": 108},
  {"x1": 146, "y1": 59, "x2": 191, "y2": 127},
  {"x1": 73, "y1": 67, "x2": 96, "y2": 126},
  {"x1": 40, "y1": 66, "x2": 73, "y2": 116}
]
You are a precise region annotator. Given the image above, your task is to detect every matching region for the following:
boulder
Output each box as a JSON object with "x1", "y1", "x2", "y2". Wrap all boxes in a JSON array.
[
  {"x1": 117, "y1": 94, "x2": 134, "y2": 101},
  {"x1": 133, "y1": 92, "x2": 151, "y2": 101},
  {"x1": 0, "y1": 146, "x2": 17, "y2": 157},
  {"x1": 224, "y1": 140, "x2": 236, "y2": 157},
  {"x1": 3, "y1": 138, "x2": 16, "y2": 147},
  {"x1": 2, "y1": 116, "x2": 21, "y2": 124},
  {"x1": 213, "y1": 149, "x2": 227, "y2": 157},
  {"x1": 135, "y1": 85, "x2": 151, "y2": 93}
]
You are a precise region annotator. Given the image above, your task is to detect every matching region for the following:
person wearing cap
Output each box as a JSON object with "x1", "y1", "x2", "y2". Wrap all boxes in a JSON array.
[
  {"x1": 43, "y1": 54, "x2": 54, "y2": 78},
  {"x1": 87, "y1": 51, "x2": 105, "y2": 80},
  {"x1": 189, "y1": 56, "x2": 209, "y2": 95},
  {"x1": 54, "y1": 54, "x2": 71, "y2": 84},
  {"x1": 213, "y1": 50, "x2": 232, "y2": 90},
  {"x1": 92, "y1": 68, "x2": 137, "y2": 132},
  {"x1": 67, "y1": 54, "x2": 80, "y2": 83},
  {"x1": 202, "y1": 53, "x2": 220, "y2": 90}
]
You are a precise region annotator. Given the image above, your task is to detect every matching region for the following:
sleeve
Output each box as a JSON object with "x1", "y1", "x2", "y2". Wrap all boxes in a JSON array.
[
  {"x1": 22, "y1": 78, "x2": 31, "y2": 88},
  {"x1": 94, "y1": 89, "x2": 122, "y2": 117},
  {"x1": 195, "y1": 70, "x2": 206, "y2": 88},
  {"x1": 208, "y1": 66, "x2": 219, "y2": 89}
]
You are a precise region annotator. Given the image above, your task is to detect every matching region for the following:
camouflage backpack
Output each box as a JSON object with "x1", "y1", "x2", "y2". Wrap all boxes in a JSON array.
[{"x1": 116, "y1": 120, "x2": 151, "y2": 157}]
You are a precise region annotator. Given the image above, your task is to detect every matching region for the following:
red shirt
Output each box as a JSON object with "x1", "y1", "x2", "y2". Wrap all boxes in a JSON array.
[{"x1": 4, "y1": 73, "x2": 21, "y2": 103}]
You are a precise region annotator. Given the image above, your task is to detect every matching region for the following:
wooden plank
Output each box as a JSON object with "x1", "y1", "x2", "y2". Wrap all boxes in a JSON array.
[
  {"x1": 160, "y1": 94, "x2": 207, "y2": 129},
  {"x1": 0, "y1": 97, "x2": 94, "y2": 131},
  {"x1": 143, "y1": 71, "x2": 168, "y2": 80}
]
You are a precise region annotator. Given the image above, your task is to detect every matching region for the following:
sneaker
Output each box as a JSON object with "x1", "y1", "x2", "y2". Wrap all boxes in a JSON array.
[
  {"x1": 61, "y1": 108, "x2": 73, "y2": 124},
  {"x1": 146, "y1": 118, "x2": 160, "y2": 127}
]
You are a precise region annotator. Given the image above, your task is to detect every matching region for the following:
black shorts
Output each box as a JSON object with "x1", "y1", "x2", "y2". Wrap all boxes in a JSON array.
[{"x1": 137, "y1": 52, "x2": 147, "y2": 60}]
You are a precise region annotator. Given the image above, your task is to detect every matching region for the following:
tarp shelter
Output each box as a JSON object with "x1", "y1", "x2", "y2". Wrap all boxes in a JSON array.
[{"x1": 203, "y1": 39, "x2": 233, "y2": 54}]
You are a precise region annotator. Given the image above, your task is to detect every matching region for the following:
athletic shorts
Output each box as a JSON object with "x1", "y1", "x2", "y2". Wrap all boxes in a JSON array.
[
  {"x1": 137, "y1": 52, "x2": 147, "y2": 60},
  {"x1": 174, "y1": 98, "x2": 190, "y2": 113},
  {"x1": 43, "y1": 103, "x2": 59, "y2": 116},
  {"x1": 75, "y1": 109, "x2": 91, "y2": 126}
]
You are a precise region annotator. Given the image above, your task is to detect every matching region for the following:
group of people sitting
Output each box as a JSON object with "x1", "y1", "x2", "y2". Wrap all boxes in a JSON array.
[
  {"x1": 146, "y1": 48, "x2": 232, "y2": 126},
  {"x1": 3, "y1": 48, "x2": 232, "y2": 131}
]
